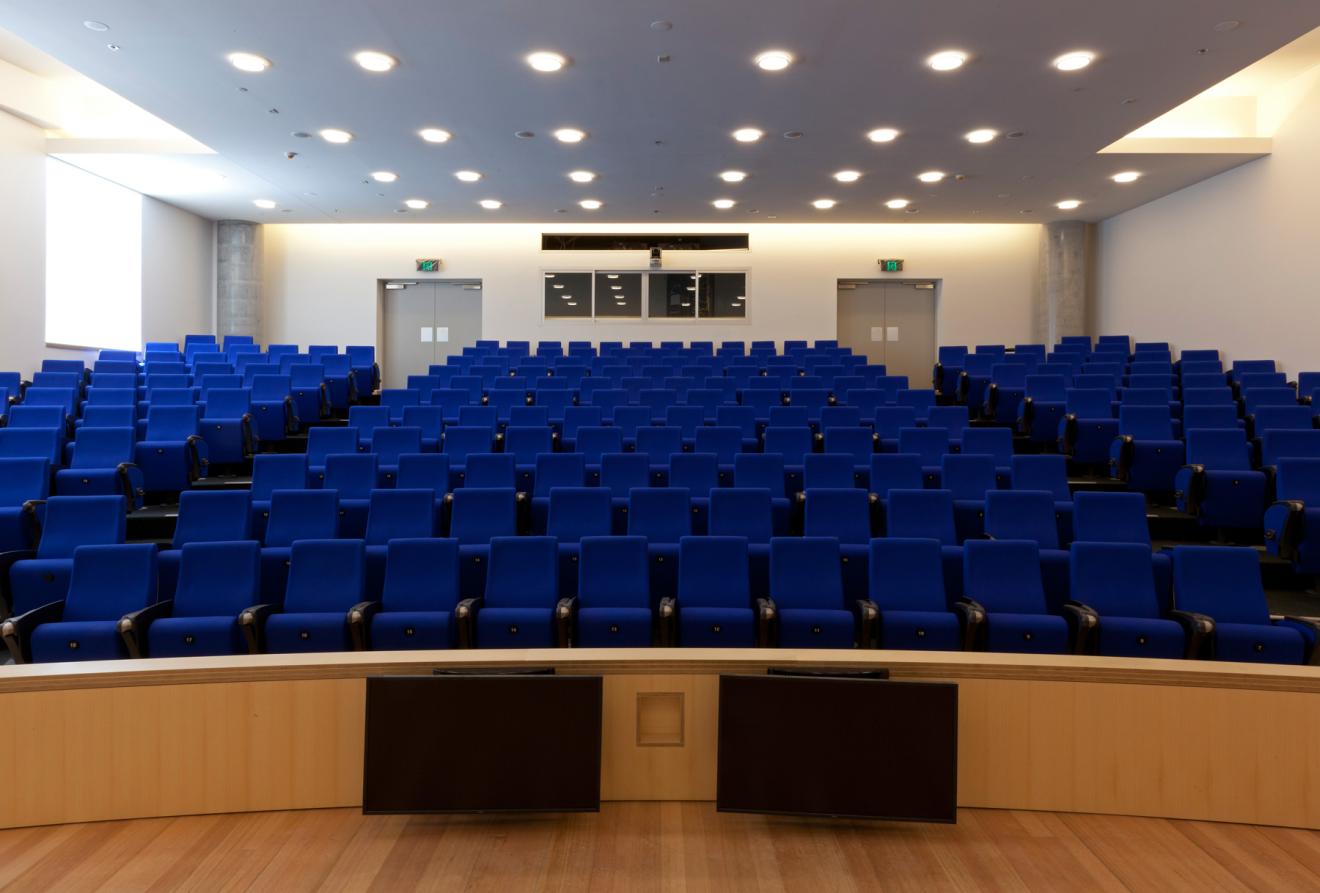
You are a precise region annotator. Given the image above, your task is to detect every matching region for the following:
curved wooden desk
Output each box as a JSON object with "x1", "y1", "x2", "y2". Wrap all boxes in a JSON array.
[{"x1": 2, "y1": 649, "x2": 1319, "y2": 830}]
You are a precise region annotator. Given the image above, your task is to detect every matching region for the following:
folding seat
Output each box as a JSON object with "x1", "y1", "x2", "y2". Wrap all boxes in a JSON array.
[
  {"x1": 82, "y1": 386, "x2": 136, "y2": 417},
  {"x1": 634, "y1": 426, "x2": 683, "y2": 479},
  {"x1": 76, "y1": 407, "x2": 135, "y2": 433},
  {"x1": 823, "y1": 427, "x2": 875, "y2": 483},
  {"x1": 869, "y1": 453, "x2": 923, "y2": 505},
  {"x1": 1243, "y1": 387, "x2": 1298, "y2": 417},
  {"x1": 134, "y1": 406, "x2": 208, "y2": 494},
  {"x1": 1068, "y1": 542, "x2": 1185, "y2": 659},
  {"x1": 1265, "y1": 458, "x2": 1320, "y2": 573},
  {"x1": 248, "y1": 453, "x2": 307, "y2": 539},
  {"x1": 1110, "y1": 405, "x2": 1185, "y2": 494},
  {"x1": 588, "y1": 387, "x2": 629, "y2": 417},
  {"x1": 575, "y1": 426, "x2": 623, "y2": 467},
  {"x1": 196, "y1": 373, "x2": 242, "y2": 400},
  {"x1": 1171, "y1": 546, "x2": 1315, "y2": 664},
  {"x1": 957, "y1": 354, "x2": 996, "y2": 408},
  {"x1": 545, "y1": 487, "x2": 612, "y2": 596},
  {"x1": 663, "y1": 404, "x2": 704, "y2": 441},
  {"x1": 874, "y1": 410, "x2": 920, "y2": 453},
  {"x1": 0, "y1": 424, "x2": 64, "y2": 471},
  {"x1": 287, "y1": 364, "x2": 329, "y2": 424},
  {"x1": 693, "y1": 426, "x2": 743, "y2": 483},
  {"x1": 1299, "y1": 371, "x2": 1320, "y2": 403},
  {"x1": 486, "y1": 388, "x2": 529, "y2": 424},
  {"x1": 868, "y1": 538, "x2": 962, "y2": 651},
  {"x1": 3, "y1": 543, "x2": 159, "y2": 664},
  {"x1": 429, "y1": 389, "x2": 469, "y2": 427},
  {"x1": 362, "y1": 489, "x2": 435, "y2": 598},
  {"x1": 322, "y1": 453, "x2": 377, "y2": 537},
  {"x1": 448, "y1": 488, "x2": 519, "y2": 598},
  {"x1": 1248, "y1": 406, "x2": 1317, "y2": 442},
  {"x1": 379, "y1": 388, "x2": 421, "y2": 424},
  {"x1": 464, "y1": 453, "x2": 516, "y2": 489},
  {"x1": 1260, "y1": 430, "x2": 1320, "y2": 471},
  {"x1": 31, "y1": 372, "x2": 83, "y2": 395},
  {"x1": 1230, "y1": 360, "x2": 1277, "y2": 384},
  {"x1": 262, "y1": 540, "x2": 368, "y2": 653},
  {"x1": 1182, "y1": 387, "x2": 1236, "y2": 409},
  {"x1": 960, "y1": 427, "x2": 1013, "y2": 486},
  {"x1": 802, "y1": 488, "x2": 872, "y2": 598},
  {"x1": 3, "y1": 495, "x2": 127, "y2": 618},
  {"x1": 897, "y1": 427, "x2": 949, "y2": 487},
  {"x1": 152, "y1": 488, "x2": 254, "y2": 600},
  {"x1": 21, "y1": 387, "x2": 77, "y2": 425},
  {"x1": 1011, "y1": 454, "x2": 1073, "y2": 539},
  {"x1": 985, "y1": 489, "x2": 1063, "y2": 548},
  {"x1": 1181, "y1": 364, "x2": 1225, "y2": 383},
  {"x1": 1182, "y1": 405, "x2": 1242, "y2": 431},
  {"x1": 960, "y1": 540, "x2": 1069, "y2": 653},
  {"x1": 474, "y1": 537, "x2": 567, "y2": 647},
  {"x1": 767, "y1": 406, "x2": 810, "y2": 430},
  {"x1": 895, "y1": 388, "x2": 937, "y2": 423},
  {"x1": 941, "y1": 454, "x2": 996, "y2": 541},
  {"x1": 1058, "y1": 389, "x2": 1118, "y2": 464},
  {"x1": 441, "y1": 426, "x2": 495, "y2": 486},
  {"x1": 732, "y1": 453, "x2": 791, "y2": 534},
  {"x1": 684, "y1": 388, "x2": 724, "y2": 423},
  {"x1": 923, "y1": 405, "x2": 968, "y2": 448},
  {"x1": 305, "y1": 426, "x2": 358, "y2": 484},
  {"x1": 195, "y1": 387, "x2": 254, "y2": 466},
  {"x1": 803, "y1": 453, "x2": 856, "y2": 492},
  {"x1": 874, "y1": 376, "x2": 910, "y2": 405},
  {"x1": 740, "y1": 386, "x2": 784, "y2": 425},
  {"x1": 248, "y1": 375, "x2": 297, "y2": 442},
  {"x1": 0, "y1": 457, "x2": 47, "y2": 552},
  {"x1": 456, "y1": 405, "x2": 499, "y2": 430},
  {"x1": 1017, "y1": 375, "x2": 1069, "y2": 444},
  {"x1": 572, "y1": 536, "x2": 654, "y2": 647},
  {"x1": 787, "y1": 385, "x2": 830, "y2": 417},
  {"x1": 400, "y1": 405, "x2": 443, "y2": 453},
  {"x1": 932, "y1": 346, "x2": 968, "y2": 397},
  {"x1": 627, "y1": 487, "x2": 692, "y2": 603},
  {"x1": 503, "y1": 426, "x2": 553, "y2": 492},
  {"x1": 145, "y1": 541, "x2": 264, "y2": 657},
  {"x1": 1175, "y1": 429, "x2": 1267, "y2": 529},
  {"x1": 669, "y1": 453, "x2": 718, "y2": 531},
  {"x1": 982, "y1": 365, "x2": 1029, "y2": 424},
  {"x1": 703, "y1": 377, "x2": 738, "y2": 406},
  {"x1": 762, "y1": 426, "x2": 814, "y2": 495},
  {"x1": 637, "y1": 388, "x2": 678, "y2": 424},
  {"x1": 508, "y1": 405, "x2": 550, "y2": 429},
  {"x1": 260, "y1": 489, "x2": 339, "y2": 604},
  {"x1": 560, "y1": 406, "x2": 603, "y2": 452},
  {"x1": 528, "y1": 452, "x2": 585, "y2": 532},
  {"x1": 51, "y1": 425, "x2": 143, "y2": 509},
  {"x1": 767, "y1": 538, "x2": 866, "y2": 648}
]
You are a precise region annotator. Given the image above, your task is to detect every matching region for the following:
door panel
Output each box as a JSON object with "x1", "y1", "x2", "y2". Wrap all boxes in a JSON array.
[
  {"x1": 879, "y1": 283, "x2": 937, "y2": 384},
  {"x1": 383, "y1": 285, "x2": 437, "y2": 390},
  {"x1": 434, "y1": 282, "x2": 483, "y2": 366},
  {"x1": 835, "y1": 283, "x2": 885, "y2": 366}
]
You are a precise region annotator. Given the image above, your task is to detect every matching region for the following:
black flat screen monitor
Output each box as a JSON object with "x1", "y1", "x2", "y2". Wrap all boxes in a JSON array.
[
  {"x1": 717, "y1": 673, "x2": 958, "y2": 822},
  {"x1": 363, "y1": 674, "x2": 603, "y2": 814}
]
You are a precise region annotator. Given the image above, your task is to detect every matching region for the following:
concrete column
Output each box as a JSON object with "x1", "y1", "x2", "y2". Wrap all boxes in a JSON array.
[
  {"x1": 1035, "y1": 221, "x2": 1093, "y2": 345},
  {"x1": 216, "y1": 221, "x2": 261, "y2": 339}
]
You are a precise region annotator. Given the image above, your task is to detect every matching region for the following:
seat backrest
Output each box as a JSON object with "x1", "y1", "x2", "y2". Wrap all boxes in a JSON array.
[
  {"x1": 396, "y1": 453, "x2": 450, "y2": 493},
  {"x1": 284, "y1": 539, "x2": 365, "y2": 613},
  {"x1": 22, "y1": 388, "x2": 76, "y2": 416},
  {"x1": 803, "y1": 487, "x2": 871, "y2": 544},
  {"x1": 1276, "y1": 458, "x2": 1320, "y2": 503},
  {"x1": 984, "y1": 490, "x2": 1060, "y2": 549},
  {"x1": 1065, "y1": 388, "x2": 1113, "y2": 417},
  {"x1": 733, "y1": 453, "x2": 786, "y2": 496},
  {"x1": 960, "y1": 427, "x2": 1013, "y2": 464},
  {"x1": 85, "y1": 387, "x2": 136, "y2": 407},
  {"x1": 442, "y1": 426, "x2": 494, "y2": 465},
  {"x1": 1251, "y1": 406, "x2": 1316, "y2": 434},
  {"x1": 504, "y1": 426, "x2": 554, "y2": 465},
  {"x1": 897, "y1": 427, "x2": 949, "y2": 465},
  {"x1": 823, "y1": 427, "x2": 873, "y2": 466},
  {"x1": 869, "y1": 537, "x2": 947, "y2": 613},
  {"x1": 869, "y1": 454, "x2": 923, "y2": 497},
  {"x1": 599, "y1": 452, "x2": 649, "y2": 499},
  {"x1": 1070, "y1": 542, "x2": 1160, "y2": 619},
  {"x1": 1025, "y1": 374, "x2": 1068, "y2": 401},
  {"x1": 762, "y1": 426, "x2": 814, "y2": 464},
  {"x1": 634, "y1": 426, "x2": 683, "y2": 463},
  {"x1": 885, "y1": 489, "x2": 956, "y2": 544},
  {"x1": 767, "y1": 406, "x2": 809, "y2": 428},
  {"x1": 305, "y1": 426, "x2": 358, "y2": 467},
  {"x1": 174, "y1": 541, "x2": 261, "y2": 617},
  {"x1": 36, "y1": 495, "x2": 126, "y2": 559},
  {"x1": 678, "y1": 536, "x2": 750, "y2": 609},
  {"x1": 1010, "y1": 455, "x2": 1070, "y2": 500},
  {"x1": 533, "y1": 453, "x2": 585, "y2": 497},
  {"x1": 627, "y1": 487, "x2": 692, "y2": 543},
  {"x1": 62, "y1": 544, "x2": 158, "y2": 622},
  {"x1": 1071, "y1": 491, "x2": 1150, "y2": 545},
  {"x1": 347, "y1": 405, "x2": 392, "y2": 437},
  {"x1": 1184, "y1": 429, "x2": 1253, "y2": 470},
  {"x1": 372, "y1": 426, "x2": 422, "y2": 463},
  {"x1": 250, "y1": 454, "x2": 308, "y2": 498},
  {"x1": 1171, "y1": 546, "x2": 1269, "y2": 625},
  {"x1": 925, "y1": 406, "x2": 970, "y2": 439},
  {"x1": 1243, "y1": 387, "x2": 1298, "y2": 415},
  {"x1": 484, "y1": 536, "x2": 558, "y2": 608},
  {"x1": 1182, "y1": 405, "x2": 1240, "y2": 430},
  {"x1": 575, "y1": 426, "x2": 624, "y2": 463},
  {"x1": 381, "y1": 538, "x2": 460, "y2": 613},
  {"x1": 449, "y1": 488, "x2": 517, "y2": 544},
  {"x1": 250, "y1": 374, "x2": 292, "y2": 400},
  {"x1": 70, "y1": 427, "x2": 135, "y2": 468},
  {"x1": 708, "y1": 488, "x2": 773, "y2": 542},
  {"x1": 1182, "y1": 373, "x2": 1227, "y2": 391},
  {"x1": 463, "y1": 453, "x2": 515, "y2": 488},
  {"x1": 1261, "y1": 429, "x2": 1320, "y2": 466},
  {"x1": 202, "y1": 388, "x2": 251, "y2": 418},
  {"x1": 365, "y1": 489, "x2": 436, "y2": 543},
  {"x1": 264, "y1": 490, "x2": 339, "y2": 546},
  {"x1": 1230, "y1": 359, "x2": 1277, "y2": 381},
  {"x1": 941, "y1": 454, "x2": 997, "y2": 500},
  {"x1": 691, "y1": 426, "x2": 741, "y2": 463},
  {"x1": 0, "y1": 457, "x2": 50, "y2": 507},
  {"x1": 803, "y1": 454, "x2": 856, "y2": 490},
  {"x1": 547, "y1": 487, "x2": 612, "y2": 541},
  {"x1": 1118, "y1": 405, "x2": 1174, "y2": 439},
  {"x1": 769, "y1": 537, "x2": 844, "y2": 610},
  {"x1": 171, "y1": 490, "x2": 252, "y2": 547},
  {"x1": 963, "y1": 539, "x2": 1047, "y2": 613},
  {"x1": 578, "y1": 536, "x2": 650, "y2": 609},
  {"x1": 669, "y1": 453, "x2": 719, "y2": 497},
  {"x1": 1182, "y1": 387, "x2": 1235, "y2": 407},
  {"x1": 6, "y1": 406, "x2": 68, "y2": 430}
]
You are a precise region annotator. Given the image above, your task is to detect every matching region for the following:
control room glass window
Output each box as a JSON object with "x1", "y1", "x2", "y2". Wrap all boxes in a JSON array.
[
  {"x1": 647, "y1": 272, "x2": 698, "y2": 319},
  {"x1": 594, "y1": 272, "x2": 642, "y2": 319},
  {"x1": 543, "y1": 272, "x2": 592, "y2": 319},
  {"x1": 696, "y1": 273, "x2": 747, "y2": 319}
]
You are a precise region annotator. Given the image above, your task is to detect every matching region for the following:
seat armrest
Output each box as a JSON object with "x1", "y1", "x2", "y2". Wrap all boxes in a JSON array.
[
  {"x1": 1, "y1": 599, "x2": 64, "y2": 663},
  {"x1": 238, "y1": 603, "x2": 276, "y2": 654},
  {"x1": 1060, "y1": 413, "x2": 1079, "y2": 455},
  {"x1": 953, "y1": 599, "x2": 986, "y2": 651},
  {"x1": 853, "y1": 598, "x2": 879, "y2": 649},
  {"x1": 115, "y1": 462, "x2": 146, "y2": 511},
  {"x1": 982, "y1": 382, "x2": 1000, "y2": 418},
  {"x1": 932, "y1": 362, "x2": 944, "y2": 393},
  {"x1": 1061, "y1": 601, "x2": 1100, "y2": 655},
  {"x1": 347, "y1": 600, "x2": 381, "y2": 651},
  {"x1": 1169, "y1": 609, "x2": 1215, "y2": 659},
  {"x1": 1111, "y1": 434, "x2": 1135, "y2": 482},
  {"x1": 555, "y1": 596, "x2": 577, "y2": 648},
  {"x1": 1272, "y1": 615, "x2": 1320, "y2": 665},
  {"x1": 1176, "y1": 464, "x2": 1208, "y2": 516},
  {"x1": 283, "y1": 396, "x2": 300, "y2": 435},
  {"x1": 455, "y1": 596, "x2": 483, "y2": 648},
  {"x1": 1018, "y1": 396, "x2": 1035, "y2": 434},
  {"x1": 0, "y1": 548, "x2": 39, "y2": 619},
  {"x1": 956, "y1": 371, "x2": 971, "y2": 403},
  {"x1": 240, "y1": 412, "x2": 256, "y2": 457},
  {"x1": 118, "y1": 599, "x2": 174, "y2": 659},
  {"x1": 755, "y1": 597, "x2": 777, "y2": 648},
  {"x1": 1266, "y1": 500, "x2": 1307, "y2": 561},
  {"x1": 658, "y1": 596, "x2": 677, "y2": 647},
  {"x1": 184, "y1": 434, "x2": 209, "y2": 481},
  {"x1": 317, "y1": 382, "x2": 330, "y2": 419}
]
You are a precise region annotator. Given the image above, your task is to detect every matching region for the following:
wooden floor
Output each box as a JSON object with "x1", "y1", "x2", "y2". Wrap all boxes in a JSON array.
[{"x1": 1, "y1": 805, "x2": 1319, "y2": 892}]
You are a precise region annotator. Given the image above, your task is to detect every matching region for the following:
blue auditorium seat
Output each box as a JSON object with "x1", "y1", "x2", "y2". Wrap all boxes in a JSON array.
[
  {"x1": 264, "y1": 540, "x2": 368, "y2": 653},
  {"x1": 54, "y1": 427, "x2": 143, "y2": 507},
  {"x1": 464, "y1": 453, "x2": 516, "y2": 489},
  {"x1": 547, "y1": 487, "x2": 612, "y2": 596},
  {"x1": 1264, "y1": 458, "x2": 1320, "y2": 574},
  {"x1": 672, "y1": 536, "x2": 760, "y2": 648},
  {"x1": 961, "y1": 427, "x2": 1014, "y2": 486},
  {"x1": 363, "y1": 489, "x2": 436, "y2": 597},
  {"x1": 372, "y1": 427, "x2": 422, "y2": 486},
  {"x1": 249, "y1": 453, "x2": 308, "y2": 540},
  {"x1": 628, "y1": 487, "x2": 691, "y2": 603},
  {"x1": 134, "y1": 406, "x2": 208, "y2": 493},
  {"x1": 960, "y1": 540, "x2": 1070, "y2": 654},
  {"x1": 1110, "y1": 405, "x2": 1185, "y2": 493},
  {"x1": 157, "y1": 490, "x2": 253, "y2": 597},
  {"x1": 1069, "y1": 542, "x2": 1185, "y2": 659},
  {"x1": 448, "y1": 487, "x2": 519, "y2": 598},
  {"x1": 869, "y1": 538, "x2": 962, "y2": 651},
  {"x1": 322, "y1": 453, "x2": 378, "y2": 538},
  {"x1": 941, "y1": 453, "x2": 996, "y2": 542},
  {"x1": 803, "y1": 454, "x2": 856, "y2": 491},
  {"x1": 574, "y1": 536, "x2": 653, "y2": 647},
  {"x1": 768, "y1": 537, "x2": 863, "y2": 648},
  {"x1": 4, "y1": 495, "x2": 126, "y2": 618},
  {"x1": 148, "y1": 541, "x2": 262, "y2": 657},
  {"x1": 1059, "y1": 389, "x2": 1118, "y2": 464},
  {"x1": 249, "y1": 375, "x2": 298, "y2": 441},
  {"x1": 305, "y1": 426, "x2": 358, "y2": 484},
  {"x1": 1018, "y1": 375, "x2": 1069, "y2": 444},
  {"x1": 347, "y1": 405, "x2": 393, "y2": 451},
  {"x1": 288, "y1": 364, "x2": 329, "y2": 423},
  {"x1": 474, "y1": 536, "x2": 566, "y2": 648},
  {"x1": 0, "y1": 457, "x2": 47, "y2": 552},
  {"x1": 1175, "y1": 429, "x2": 1267, "y2": 529},
  {"x1": 199, "y1": 388, "x2": 255, "y2": 465}
]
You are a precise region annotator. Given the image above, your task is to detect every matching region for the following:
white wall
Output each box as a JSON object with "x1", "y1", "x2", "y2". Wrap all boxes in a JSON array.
[
  {"x1": 1097, "y1": 67, "x2": 1320, "y2": 376},
  {"x1": 262, "y1": 222, "x2": 1041, "y2": 362},
  {"x1": 141, "y1": 196, "x2": 214, "y2": 344}
]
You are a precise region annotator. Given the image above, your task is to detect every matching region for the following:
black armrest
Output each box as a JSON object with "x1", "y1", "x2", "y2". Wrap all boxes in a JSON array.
[
  {"x1": 1178, "y1": 464, "x2": 1208, "y2": 515},
  {"x1": 455, "y1": 596, "x2": 484, "y2": 648},
  {"x1": 240, "y1": 412, "x2": 256, "y2": 458},
  {"x1": 853, "y1": 598, "x2": 879, "y2": 649},
  {"x1": 1273, "y1": 614, "x2": 1320, "y2": 665},
  {"x1": 317, "y1": 382, "x2": 330, "y2": 419},
  {"x1": 238, "y1": 603, "x2": 276, "y2": 653},
  {"x1": 982, "y1": 382, "x2": 1000, "y2": 418},
  {"x1": 953, "y1": 599, "x2": 987, "y2": 651},
  {"x1": 1, "y1": 599, "x2": 64, "y2": 663},
  {"x1": 283, "y1": 395, "x2": 300, "y2": 435},
  {"x1": 347, "y1": 599, "x2": 381, "y2": 651},
  {"x1": 554, "y1": 596, "x2": 577, "y2": 648},
  {"x1": 118, "y1": 599, "x2": 174, "y2": 659},
  {"x1": 755, "y1": 597, "x2": 777, "y2": 647},
  {"x1": 114, "y1": 461, "x2": 145, "y2": 510},
  {"x1": 956, "y1": 370, "x2": 971, "y2": 403},
  {"x1": 658, "y1": 596, "x2": 677, "y2": 646},
  {"x1": 1061, "y1": 601, "x2": 1100, "y2": 655},
  {"x1": 1261, "y1": 464, "x2": 1280, "y2": 504},
  {"x1": 1111, "y1": 434, "x2": 1135, "y2": 482},
  {"x1": 184, "y1": 434, "x2": 208, "y2": 482},
  {"x1": 1169, "y1": 609, "x2": 1215, "y2": 659},
  {"x1": 1018, "y1": 396, "x2": 1036, "y2": 434},
  {"x1": 932, "y1": 362, "x2": 945, "y2": 393},
  {"x1": 1060, "y1": 413, "x2": 1079, "y2": 455},
  {"x1": 0, "y1": 547, "x2": 39, "y2": 619}
]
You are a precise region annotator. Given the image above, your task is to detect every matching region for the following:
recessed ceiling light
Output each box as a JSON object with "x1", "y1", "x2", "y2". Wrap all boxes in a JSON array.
[
  {"x1": 812, "y1": 199, "x2": 837, "y2": 210},
  {"x1": 579, "y1": 199, "x2": 603, "y2": 210},
  {"x1": 1112, "y1": 171, "x2": 1142, "y2": 183},
  {"x1": 712, "y1": 199, "x2": 736, "y2": 209},
  {"x1": 227, "y1": 52, "x2": 271, "y2": 73},
  {"x1": 1056, "y1": 199, "x2": 1082, "y2": 210},
  {"x1": 370, "y1": 171, "x2": 398, "y2": 183},
  {"x1": 527, "y1": 51, "x2": 569, "y2": 72},
  {"x1": 553, "y1": 128, "x2": 587, "y2": 143},
  {"x1": 479, "y1": 199, "x2": 503, "y2": 210},
  {"x1": 404, "y1": 199, "x2": 429, "y2": 209},
  {"x1": 754, "y1": 50, "x2": 793, "y2": 71},
  {"x1": 568, "y1": 170, "x2": 596, "y2": 183},
  {"x1": 1053, "y1": 51, "x2": 1095, "y2": 72},
  {"x1": 833, "y1": 170, "x2": 862, "y2": 183},
  {"x1": 454, "y1": 170, "x2": 482, "y2": 182},
  {"x1": 253, "y1": 199, "x2": 276, "y2": 209},
  {"x1": 867, "y1": 128, "x2": 900, "y2": 143},
  {"x1": 917, "y1": 171, "x2": 946, "y2": 183},
  {"x1": 965, "y1": 128, "x2": 998, "y2": 144},
  {"x1": 927, "y1": 50, "x2": 968, "y2": 71},
  {"x1": 885, "y1": 198, "x2": 910, "y2": 209},
  {"x1": 319, "y1": 128, "x2": 353, "y2": 144},
  {"x1": 419, "y1": 128, "x2": 451, "y2": 143},
  {"x1": 719, "y1": 170, "x2": 748, "y2": 183},
  {"x1": 353, "y1": 50, "x2": 397, "y2": 72},
  {"x1": 732, "y1": 128, "x2": 764, "y2": 143}
]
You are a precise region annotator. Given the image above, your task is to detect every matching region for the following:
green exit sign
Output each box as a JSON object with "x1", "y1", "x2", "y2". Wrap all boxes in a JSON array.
[
  {"x1": 878, "y1": 258, "x2": 904, "y2": 272},
  {"x1": 416, "y1": 258, "x2": 440, "y2": 272}
]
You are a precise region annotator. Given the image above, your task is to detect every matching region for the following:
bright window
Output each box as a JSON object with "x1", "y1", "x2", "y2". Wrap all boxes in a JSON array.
[{"x1": 45, "y1": 158, "x2": 142, "y2": 350}]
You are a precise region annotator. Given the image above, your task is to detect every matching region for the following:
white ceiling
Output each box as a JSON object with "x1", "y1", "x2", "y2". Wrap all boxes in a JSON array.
[{"x1": 2, "y1": 0, "x2": 1319, "y2": 224}]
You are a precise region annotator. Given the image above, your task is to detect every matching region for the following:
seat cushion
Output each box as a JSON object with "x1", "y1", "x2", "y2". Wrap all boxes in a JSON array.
[
  {"x1": 30, "y1": 621, "x2": 127, "y2": 662},
  {"x1": 777, "y1": 608, "x2": 855, "y2": 648},
  {"x1": 147, "y1": 615, "x2": 245, "y2": 657},
  {"x1": 264, "y1": 612, "x2": 352, "y2": 653},
  {"x1": 577, "y1": 607, "x2": 653, "y2": 647},
  {"x1": 877, "y1": 609, "x2": 962, "y2": 651},
  {"x1": 370, "y1": 610, "x2": 453, "y2": 650},
  {"x1": 984, "y1": 612, "x2": 1070, "y2": 654},
  {"x1": 1214, "y1": 621, "x2": 1305, "y2": 665},
  {"x1": 1095, "y1": 616, "x2": 1185, "y2": 660},
  {"x1": 476, "y1": 607, "x2": 557, "y2": 648},
  {"x1": 679, "y1": 606, "x2": 756, "y2": 647}
]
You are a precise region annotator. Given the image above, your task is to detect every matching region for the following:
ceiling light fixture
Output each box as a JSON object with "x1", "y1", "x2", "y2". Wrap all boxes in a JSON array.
[
  {"x1": 965, "y1": 128, "x2": 998, "y2": 144},
  {"x1": 370, "y1": 171, "x2": 398, "y2": 183},
  {"x1": 526, "y1": 51, "x2": 569, "y2": 72},
  {"x1": 1056, "y1": 199, "x2": 1082, "y2": 210},
  {"x1": 917, "y1": 171, "x2": 946, "y2": 183},
  {"x1": 419, "y1": 128, "x2": 451, "y2": 143},
  {"x1": 553, "y1": 127, "x2": 587, "y2": 143},
  {"x1": 454, "y1": 170, "x2": 482, "y2": 182},
  {"x1": 83, "y1": 21, "x2": 109, "y2": 32},
  {"x1": 404, "y1": 199, "x2": 429, "y2": 209},
  {"x1": 833, "y1": 170, "x2": 862, "y2": 183},
  {"x1": 579, "y1": 199, "x2": 603, "y2": 210},
  {"x1": 885, "y1": 198, "x2": 910, "y2": 209},
  {"x1": 479, "y1": 199, "x2": 503, "y2": 209},
  {"x1": 227, "y1": 52, "x2": 271, "y2": 73},
  {"x1": 1112, "y1": 171, "x2": 1142, "y2": 183},
  {"x1": 719, "y1": 170, "x2": 748, "y2": 183},
  {"x1": 867, "y1": 128, "x2": 900, "y2": 142},
  {"x1": 253, "y1": 199, "x2": 276, "y2": 209},
  {"x1": 812, "y1": 199, "x2": 837, "y2": 210},
  {"x1": 1053, "y1": 51, "x2": 1095, "y2": 72},
  {"x1": 927, "y1": 50, "x2": 968, "y2": 71},
  {"x1": 353, "y1": 50, "x2": 397, "y2": 72},
  {"x1": 318, "y1": 128, "x2": 353, "y2": 144},
  {"x1": 712, "y1": 199, "x2": 736, "y2": 209},
  {"x1": 732, "y1": 127, "x2": 764, "y2": 143},
  {"x1": 568, "y1": 170, "x2": 596, "y2": 183},
  {"x1": 754, "y1": 50, "x2": 793, "y2": 71}
]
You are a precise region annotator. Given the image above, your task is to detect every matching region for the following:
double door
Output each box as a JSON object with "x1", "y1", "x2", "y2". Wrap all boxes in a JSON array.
[
  {"x1": 382, "y1": 281, "x2": 482, "y2": 389},
  {"x1": 836, "y1": 281, "x2": 937, "y2": 383}
]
